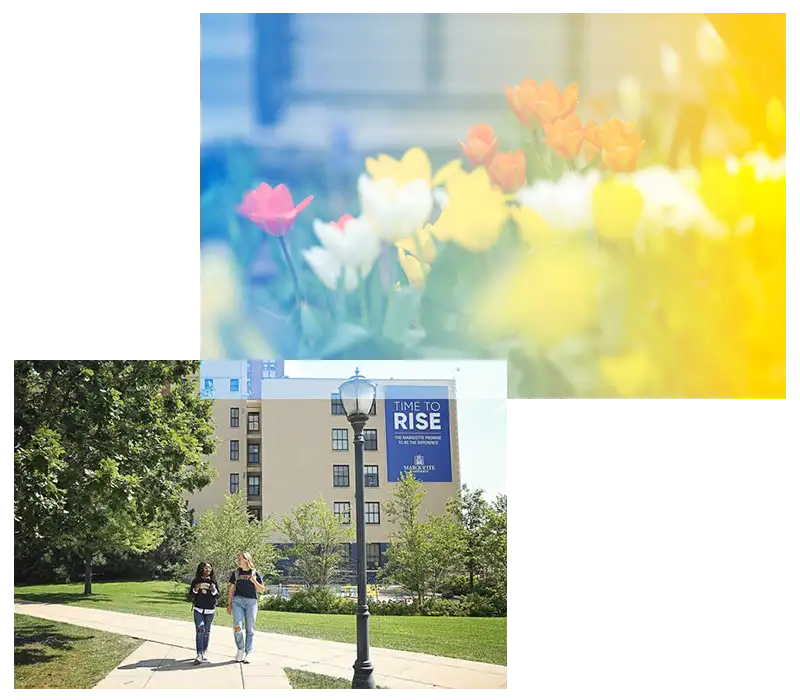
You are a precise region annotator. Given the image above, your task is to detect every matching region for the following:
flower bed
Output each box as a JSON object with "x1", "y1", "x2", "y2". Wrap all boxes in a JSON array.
[{"x1": 201, "y1": 25, "x2": 784, "y2": 398}]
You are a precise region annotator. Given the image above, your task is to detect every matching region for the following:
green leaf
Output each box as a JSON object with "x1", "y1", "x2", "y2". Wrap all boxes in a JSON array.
[
  {"x1": 382, "y1": 287, "x2": 423, "y2": 346},
  {"x1": 316, "y1": 323, "x2": 372, "y2": 359}
]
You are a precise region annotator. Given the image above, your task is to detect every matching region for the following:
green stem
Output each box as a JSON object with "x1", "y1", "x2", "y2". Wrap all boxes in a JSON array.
[{"x1": 279, "y1": 236, "x2": 304, "y2": 308}]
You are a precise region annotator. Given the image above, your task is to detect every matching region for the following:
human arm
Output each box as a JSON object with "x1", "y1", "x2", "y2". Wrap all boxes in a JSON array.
[
  {"x1": 251, "y1": 571, "x2": 265, "y2": 595},
  {"x1": 227, "y1": 582, "x2": 235, "y2": 614}
]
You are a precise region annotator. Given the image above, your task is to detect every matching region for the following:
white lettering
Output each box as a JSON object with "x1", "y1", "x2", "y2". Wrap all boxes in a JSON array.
[
  {"x1": 394, "y1": 413, "x2": 408, "y2": 430},
  {"x1": 429, "y1": 413, "x2": 441, "y2": 430},
  {"x1": 393, "y1": 411, "x2": 442, "y2": 432}
]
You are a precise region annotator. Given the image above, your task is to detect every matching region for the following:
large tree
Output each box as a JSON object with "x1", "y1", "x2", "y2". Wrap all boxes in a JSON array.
[
  {"x1": 446, "y1": 484, "x2": 491, "y2": 592},
  {"x1": 14, "y1": 361, "x2": 217, "y2": 594},
  {"x1": 383, "y1": 471, "x2": 465, "y2": 609},
  {"x1": 185, "y1": 491, "x2": 278, "y2": 583},
  {"x1": 278, "y1": 497, "x2": 354, "y2": 588}
]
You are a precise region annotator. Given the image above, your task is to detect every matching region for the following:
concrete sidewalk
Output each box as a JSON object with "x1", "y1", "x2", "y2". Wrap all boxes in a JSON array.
[{"x1": 14, "y1": 601, "x2": 507, "y2": 689}]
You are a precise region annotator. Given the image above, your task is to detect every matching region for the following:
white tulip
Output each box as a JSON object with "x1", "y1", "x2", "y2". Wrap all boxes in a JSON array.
[
  {"x1": 302, "y1": 216, "x2": 381, "y2": 292},
  {"x1": 660, "y1": 43, "x2": 682, "y2": 86},
  {"x1": 632, "y1": 166, "x2": 725, "y2": 237},
  {"x1": 357, "y1": 174, "x2": 433, "y2": 242},
  {"x1": 696, "y1": 21, "x2": 726, "y2": 66},
  {"x1": 515, "y1": 170, "x2": 601, "y2": 235}
]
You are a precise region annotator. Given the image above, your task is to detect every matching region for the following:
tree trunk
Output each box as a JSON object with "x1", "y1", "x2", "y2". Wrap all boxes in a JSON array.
[
  {"x1": 83, "y1": 554, "x2": 93, "y2": 596},
  {"x1": 469, "y1": 560, "x2": 475, "y2": 593}
]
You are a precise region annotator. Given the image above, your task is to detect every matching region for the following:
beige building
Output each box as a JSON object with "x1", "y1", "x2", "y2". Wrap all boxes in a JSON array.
[{"x1": 188, "y1": 369, "x2": 461, "y2": 571}]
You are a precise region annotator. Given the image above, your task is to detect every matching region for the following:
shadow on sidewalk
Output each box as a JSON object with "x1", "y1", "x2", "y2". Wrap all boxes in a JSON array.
[
  {"x1": 15, "y1": 592, "x2": 112, "y2": 606},
  {"x1": 119, "y1": 658, "x2": 240, "y2": 672}
]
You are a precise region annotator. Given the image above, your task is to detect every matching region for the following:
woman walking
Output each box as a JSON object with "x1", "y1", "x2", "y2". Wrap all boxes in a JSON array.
[
  {"x1": 189, "y1": 561, "x2": 220, "y2": 664},
  {"x1": 227, "y1": 551, "x2": 265, "y2": 663}
]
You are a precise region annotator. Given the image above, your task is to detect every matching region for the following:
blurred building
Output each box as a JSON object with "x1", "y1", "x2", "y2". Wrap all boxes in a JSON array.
[
  {"x1": 201, "y1": 12, "x2": 707, "y2": 151},
  {"x1": 190, "y1": 362, "x2": 461, "y2": 576}
]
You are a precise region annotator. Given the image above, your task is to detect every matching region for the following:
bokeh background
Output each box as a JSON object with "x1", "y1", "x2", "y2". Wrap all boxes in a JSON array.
[{"x1": 200, "y1": 13, "x2": 785, "y2": 397}]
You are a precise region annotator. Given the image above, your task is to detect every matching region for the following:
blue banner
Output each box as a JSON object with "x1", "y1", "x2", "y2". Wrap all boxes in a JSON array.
[{"x1": 384, "y1": 385, "x2": 452, "y2": 483}]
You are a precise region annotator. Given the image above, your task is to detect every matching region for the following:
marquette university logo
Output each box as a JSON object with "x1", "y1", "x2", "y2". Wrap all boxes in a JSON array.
[{"x1": 403, "y1": 453, "x2": 435, "y2": 475}]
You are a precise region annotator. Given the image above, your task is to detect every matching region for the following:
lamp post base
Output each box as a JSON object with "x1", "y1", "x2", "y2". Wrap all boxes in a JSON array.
[{"x1": 352, "y1": 660, "x2": 376, "y2": 689}]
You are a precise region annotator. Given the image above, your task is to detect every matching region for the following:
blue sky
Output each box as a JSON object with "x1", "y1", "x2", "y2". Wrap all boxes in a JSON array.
[{"x1": 283, "y1": 360, "x2": 508, "y2": 499}]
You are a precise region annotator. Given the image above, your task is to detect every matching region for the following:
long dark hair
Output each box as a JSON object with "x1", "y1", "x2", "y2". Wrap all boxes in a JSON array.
[{"x1": 195, "y1": 561, "x2": 218, "y2": 589}]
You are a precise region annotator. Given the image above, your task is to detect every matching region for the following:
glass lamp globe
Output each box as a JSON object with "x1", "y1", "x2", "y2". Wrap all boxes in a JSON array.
[{"x1": 338, "y1": 368, "x2": 377, "y2": 419}]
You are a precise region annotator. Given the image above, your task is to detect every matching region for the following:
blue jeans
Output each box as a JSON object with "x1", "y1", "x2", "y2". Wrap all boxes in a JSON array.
[
  {"x1": 231, "y1": 596, "x2": 258, "y2": 653},
  {"x1": 193, "y1": 609, "x2": 215, "y2": 653}
]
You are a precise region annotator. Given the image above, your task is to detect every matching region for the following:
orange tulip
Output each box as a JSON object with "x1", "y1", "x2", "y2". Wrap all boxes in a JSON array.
[
  {"x1": 532, "y1": 80, "x2": 579, "y2": 124},
  {"x1": 504, "y1": 78, "x2": 540, "y2": 127},
  {"x1": 599, "y1": 118, "x2": 644, "y2": 173},
  {"x1": 582, "y1": 119, "x2": 603, "y2": 162},
  {"x1": 488, "y1": 150, "x2": 527, "y2": 192},
  {"x1": 543, "y1": 114, "x2": 584, "y2": 160},
  {"x1": 459, "y1": 123, "x2": 500, "y2": 167}
]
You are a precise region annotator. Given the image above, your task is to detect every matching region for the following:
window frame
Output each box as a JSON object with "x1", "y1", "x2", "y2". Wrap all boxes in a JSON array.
[
  {"x1": 247, "y1": 474, "x2": 260, "y2": 497},
  {"x1": 330, "y1": 392, "x2": 345, "y2": 415},
  {"x1": 230, "y1": 378, "x2": 240, "y2": 393},
  {"x1": 366, "y1": 542, "x2": 381, "y2": 569},
  {"x1": 247, "y1": 442, "x2": 260, "y2": 465},
  {"x1": 248, "y1": 412, "x2": 260, "y2": 432},
  {"x1": 230, "y1": 407, "x2": 240, "y2": 428},
  {"x1": 365, "y1": 502, "x2": 380, "y2": 525},
  {"x1": 364, "y1": 465, "x2": 379, "y2": 488},
  {"x1": 230, "y1": 439, "x2": 240, "y2": 461},
  {"x1": 332, "y1": 428, "x2": 349, "y2": 451},
  {"x1": 334, "y1": 501, "x2": 352, "y2": 524},
  {"x1": 229, "y1": 473, "x2": 240, "y2": 494},
  {"x1": 364, "y1": 429, "x2": 378, "y2": 451},
  {"x1": 333, "y1": 464, "x2": 350, "y2": 488}
]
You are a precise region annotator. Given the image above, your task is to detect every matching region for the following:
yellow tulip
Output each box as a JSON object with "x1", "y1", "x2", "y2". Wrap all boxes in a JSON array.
[
  {"x1": 600, "y1": 351, "x2": 657, "y2": 397},
  {"x1": 397, "y1": 249, "x2": 429, "y2": 288},
  {"x1": 433, "y1": 168, "x2": 509, "y2": 252},
  {"x1": 592, "y1": 177, "x2": 644, "y2": 240},
  {"x1": 365, "y1": 147, "x2": 463, "y2": 188},
  {"x1": 474, "y1": 246, "x2": 599, "y2": 348},
  {"x1": 510, "y1": 206, "x2": 560, "y2": 248}
]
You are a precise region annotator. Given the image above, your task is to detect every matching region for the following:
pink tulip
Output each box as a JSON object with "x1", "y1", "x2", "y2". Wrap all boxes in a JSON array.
[{"x1": 237, "y1": 183, "x2": 314, "y2": 237}]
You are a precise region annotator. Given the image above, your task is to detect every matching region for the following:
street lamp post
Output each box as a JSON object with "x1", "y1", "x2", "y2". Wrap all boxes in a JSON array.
[{"x1": 338, "y1": 368, "x2": 378, "y2": 690}]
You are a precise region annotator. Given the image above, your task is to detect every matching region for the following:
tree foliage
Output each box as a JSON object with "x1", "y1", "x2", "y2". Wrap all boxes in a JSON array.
[
  {"x1": 383, "y1": 471, "x2": 465, "y2": 608},
  {"x1": 184, "y1": 491, "x2": 278, "y2": 584},
  {"x1": 278, "y1": 497, "x2": 354, "y2": 588},
  {"x1": 14, "y1": 361, "x2": 217, "y2": 593}
]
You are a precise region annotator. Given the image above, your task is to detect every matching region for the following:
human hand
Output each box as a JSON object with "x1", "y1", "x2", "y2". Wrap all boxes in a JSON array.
[{"x1": 226, "y1": 605, "x2": 232, "y2": 615}]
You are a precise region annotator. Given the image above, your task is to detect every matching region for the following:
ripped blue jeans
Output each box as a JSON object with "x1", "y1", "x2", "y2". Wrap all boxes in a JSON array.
[
  {"x1": 231, "y1": 596, "x2": 258, "y2": 653},
  {"x1": 193, "y1": 609, "x2": 215, "y2": 653}
]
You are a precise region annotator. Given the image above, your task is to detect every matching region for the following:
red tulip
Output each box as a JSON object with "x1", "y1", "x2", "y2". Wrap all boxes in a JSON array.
[
  {"x1": 335, "y1": 214, "x2": 355, "y2": 229},
  {"x1": 237, "y1": 183, "x2": 314, "y2": 237},
  {"x1": 459, "y1": 124, "x2": 500, "y2": 167}
]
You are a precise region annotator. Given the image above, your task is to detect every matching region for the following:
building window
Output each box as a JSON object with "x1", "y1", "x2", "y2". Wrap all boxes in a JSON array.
[
  {"x1": 331, "y1": 392, "x2": 345, "y2": 415},
  {"x1": 366, "y1": 543, "x2": 381, "y2": 570},
  {"x1": 332, "y1": 428, "x2": 349, "y2": 451},
  {"x1": 248, "y1": 507, "x2": 261, "y2": 521},
  {"x1": 230, "y1": 378, "x2": 240, "y2": 393},
  {"x1": 230, "y1": 440, "x2": 240, "y2": 461},
  {"x1": 334, "y1": 501, "x2": 351, "y2": 524},
  {"x1": 203, "y1": 378, "x2": 214, "y2": 391},
  {"x1": 247, "y1": 443, "x2": 260, "y2": 464},
  {"x1": 365, "y1": 502, "x2": 380, "y2": 525},
  {"x1": 248, "y1": 475, "x2": 260, "y2": 496},
  {"x1": 229, "y1": 473, "x2": 239, "y2": 494},
  {"x1": 364, "y1": 429, "x2": 378, "y2": 451},
  {"x1": 364, "y1": 465, "x2": 379, "y2": 488},
  {"x1": 333, "y1": 464, "x2": 350, "y2": 488},
  {"x1": 230, "y1": 407, "x2": 239, "y2": 428},
  {"x1": 248, "y1": 412, "x2": 260, "y2": 432}
]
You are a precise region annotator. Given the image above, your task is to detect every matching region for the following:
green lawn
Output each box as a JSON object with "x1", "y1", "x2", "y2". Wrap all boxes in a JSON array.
[
  {"x1": 15, "y1": 581, "x2": 506, "y2": 666},
  {"x1": 14, "y1": 613, "x2": 141, "y2": 689},
  {"x1": 285, "y1": 668, "x2": 387, "y2": 689}
]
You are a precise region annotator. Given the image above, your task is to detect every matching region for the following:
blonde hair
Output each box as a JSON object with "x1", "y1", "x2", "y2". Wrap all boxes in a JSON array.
[{"x1": 238, "y1": 551, "x2": 255, "y2": 570}]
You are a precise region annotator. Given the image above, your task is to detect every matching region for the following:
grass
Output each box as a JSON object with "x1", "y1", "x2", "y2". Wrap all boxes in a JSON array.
[
  {"x1": 15, "y1": 580, "x2": 507, "y2": 666},
  {"x1": 14, "y1": 613, "x2": 141, "y2": 689},
  {"x1": 284, "y1": 668, "x2": 387, "y2": 689}
]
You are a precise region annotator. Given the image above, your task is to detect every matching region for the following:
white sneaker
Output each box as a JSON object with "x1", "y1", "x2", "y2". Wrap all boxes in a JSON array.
[
  {"x1": 235, "y1": 649, "x2": 244, "y2": 663},
  {"x1": 194, "y1": 653, "x2": 203, "y2": 664},
  {"x1": 201, "y1": 652, "x2": 208, "y2": 661},
  {"x1": 242, "y1": 653, "x2": 250, "y2": 664}
]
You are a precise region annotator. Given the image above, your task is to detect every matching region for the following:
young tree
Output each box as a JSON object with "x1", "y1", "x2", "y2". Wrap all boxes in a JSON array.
[
  {"x1": 278, "y1": 497, "x2": 354, "y2": 588},
  {"x1": 185, "y1": 491, "x2": 278, "y2": 582},
  {"x1": 383, "y1": 471, "x2": 465, "y2": 609},
  {"x1": 482, "y1": 493, "x2": 507, "y2": 596},
  {"x1": 446, "y1": 484, "x2": 491, "y2": 592},
  {"x1": 14, "y1": 361, "x2": 217, "y2": 594}
]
